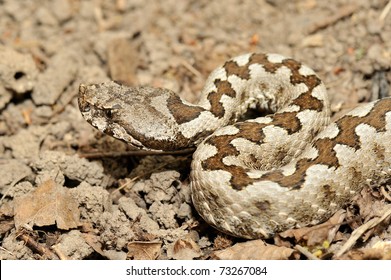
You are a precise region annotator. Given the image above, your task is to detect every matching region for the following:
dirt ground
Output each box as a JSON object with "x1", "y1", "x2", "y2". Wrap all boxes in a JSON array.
[{"x1": 0, "y1": 0, "x2": 390, "y2": 260}]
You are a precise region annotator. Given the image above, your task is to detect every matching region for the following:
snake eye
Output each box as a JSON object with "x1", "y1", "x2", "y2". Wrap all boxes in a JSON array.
[{"x1": 82, "y1": 104, "x2": 91, "y2": 112}]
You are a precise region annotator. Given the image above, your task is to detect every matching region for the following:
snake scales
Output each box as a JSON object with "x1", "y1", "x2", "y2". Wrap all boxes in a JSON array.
[{"x1": 78, "y1": 53, "x2": 391, "y2": 239}]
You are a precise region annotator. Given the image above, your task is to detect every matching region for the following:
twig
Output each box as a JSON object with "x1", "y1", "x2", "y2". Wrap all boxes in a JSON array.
[
  {"x1": 380, "y1": 0, "x2": 391, "y2": 22},
  {"x1": 17, "y1": 233, "x2": 59, "y2": 260},
  {"x1": 307, "y1": 5, "x2": 357, "y2": 34},
  {"x1": 180, "y1": 60, "x2": 203, "y2": 79},
  {"x1": 294, "y1": 245, "x2": 319, "y2": 260},
  {"x1": 380, "y1": 185, "x2": 391, "y2": 202},
  {"x1": 52, "y1": 87, "x2": 79, "y2": 116},
  {"x1": 51, "y1": 245, "x2": 69, "y2": 260},
  {"x1": 335, "y1": 204, "x2": 391, "y2": 258}
]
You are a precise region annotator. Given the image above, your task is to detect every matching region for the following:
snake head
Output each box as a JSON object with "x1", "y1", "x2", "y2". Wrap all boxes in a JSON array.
[{"x1": 78, "y1": 81, "x2": 196, "y2": 151}]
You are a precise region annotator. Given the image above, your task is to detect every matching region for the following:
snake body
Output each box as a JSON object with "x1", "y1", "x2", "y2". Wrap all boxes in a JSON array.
[{"x1": 78, "y1": 53, "x2": 391, "y2": 239}]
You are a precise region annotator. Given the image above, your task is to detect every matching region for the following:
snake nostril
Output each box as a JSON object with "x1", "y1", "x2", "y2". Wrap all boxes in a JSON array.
[{"x1": 104, "y1": 109, "x2": 113, "y2": 119}]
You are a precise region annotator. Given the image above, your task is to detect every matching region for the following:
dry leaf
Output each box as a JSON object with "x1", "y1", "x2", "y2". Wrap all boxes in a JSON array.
[
  {"x1": 212, "y1": 240, "x2": 297, "y2": 260},
  {"x1": 167, "y1": 236, "x2": 202, "y2": 260},
  {"x1": 127, "y1": 241, "x2": 162, "y2": 260},
  {"x1": 14, "y1": 180, "x2": 80, "y2": 230},
  {"x1": 278, "y1": 210, "x2": 346, "y2": 246},
  {"x1": 338, "y1": 241, "x2": 391, "y2": 260},
  {"x1": 351, "y1": 187, "x2": 389, "y2": 241},
  {"x1": 213, "y1": 235, "x2": 234, "y2": 250}
]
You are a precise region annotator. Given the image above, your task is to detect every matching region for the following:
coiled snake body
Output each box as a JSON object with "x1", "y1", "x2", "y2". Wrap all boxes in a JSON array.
[{"x1": 78, "y1": 53, "x2": 391, "y2": 239}]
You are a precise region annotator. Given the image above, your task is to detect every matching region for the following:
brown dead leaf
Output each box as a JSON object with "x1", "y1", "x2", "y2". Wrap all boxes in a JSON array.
[
  {"x1": 354, "y1": 187, "x2": 388, "y2": 228},
  {"x1": 213, "y1": 235, "x2": 234, "y2": 250},
  {"x1": 278, "y1": 210, "x2": 346, "y2": 246},
  {"x1": 345, "y1": 188, "x2": 389, "y2": 242},
  {"x1": 14, "y1": 180, "x2": 80, "y2": 230},
  {"x1": 127, "y1": 241, "x2": 162, "y2": 260},
  {"x1": 167, "y1": 236, "x2": 202, "y2": 260},
  {"x1": 339, "y1": 249, "x2": 385, "y2": 260},
  {"x1": 335, "y1": 205, "x2": 391, "y2": 258},
  {"x1": 338, "y1": 241, "x2": 391, "y2": 260},
  {"x1": 212, "y1": 240, "x2": 297, "y2": 260}
]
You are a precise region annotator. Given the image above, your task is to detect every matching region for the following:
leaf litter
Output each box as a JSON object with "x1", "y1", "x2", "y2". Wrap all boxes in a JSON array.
[{"x1": 14, "y1": 180, "x2": 80, "y2": 230}]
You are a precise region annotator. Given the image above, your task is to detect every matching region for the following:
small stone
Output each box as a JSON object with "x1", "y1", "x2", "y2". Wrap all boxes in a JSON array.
[
  {"x1": 55, "y1": 230, "x2": 94, "y2": 260},
  {"x1": 51, "y1": 0, "x2": 73, "y2": 23},
  {"x1": 177, "y1": 203, "x2": 192, "y2": 219},
  {"x1": 366, "y1": 20, "x2": 382, "y2": 35},
  {"x1": 36, "y1": 7, "x2": 58, "y2": 26}
]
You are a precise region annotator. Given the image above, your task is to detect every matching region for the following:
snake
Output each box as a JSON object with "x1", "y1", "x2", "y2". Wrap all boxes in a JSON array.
[{"x1": 78, "y1": 53, "x2": 391, "y2": 239}]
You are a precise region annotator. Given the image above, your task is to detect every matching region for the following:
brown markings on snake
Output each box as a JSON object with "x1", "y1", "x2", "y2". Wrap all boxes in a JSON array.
[
  {"x1": 272, "y1": 112, "x2": 302, "y2": 134},
  {"x1": 254, "y1": 200, "x2": 271, "y2": 211},
  {"x1": 248, "y1": 53, "x2": 280, "y2": 73},
  {"x1": 293, "y1": 89, "x2": 324, "y2": 111},
  {"x1": 321, "y1": 184, "x2": 337, "y2": 199},
  {"x1": 166, "y1": 93, "x2": 205, "y2": 125},
  {"x1": 373, "y1": 143, "x2": 386, "y2": 161},
  {"x1": 206, "y1": 54, "x2": 279, "y2": 119},
  {"x1": 206, "y1": 59, "x2": 252, "y2": 118},
  {"x1": 334, "y1": 99, "x2": 391, "y2": 149},
  {"x1": 224, "y1": 60, "x2": 251, "y2": 80},
  {"x1": 260, "y1": 98, "x2": 391, "y2": 188},
  {"x1": 202, "y1": 55, "x2": 388, "y2": 191},
  {"x1": 207, "y1": 79, "x2": 237, "y2": 118},
  {"x1": 206, "y1": 53, "x2": 323, "y2": 120},
  {"x1": 260, "y1": 159, "x2": 308, "y2": 189},
  {"x1": 201, "y1": 55, "x2": 328, "y2": 190},
  {"x1": 260, "y1": 137, "x2": 339, "y2": 189},
  {"x1": 234, "y1": 121, "x2": 267, "y2": 142},
  {"x1": 202, "y1": 109, "x2": 306, "y2": 190},
  {"x1": 282, "y1": 59, "x2": 324, "y2": 112},
  {"x1": 202, "y1": 121, "x2": 268, "y2": 190},
  {"x1": 250, "y1": 54, "x2": 324, "y2": 112},
  {"x1": 203, "y1": 96, "x2": 390, "y2": 191}
]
